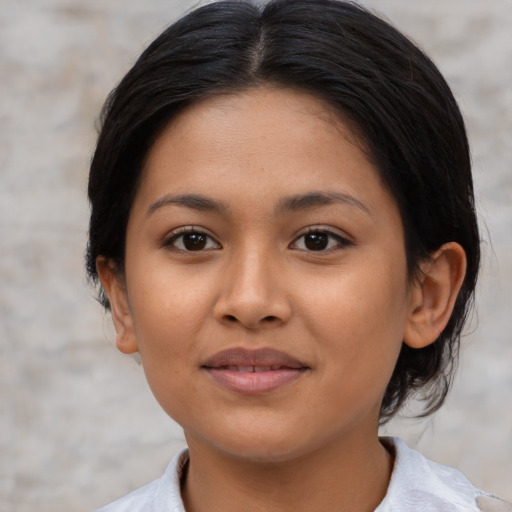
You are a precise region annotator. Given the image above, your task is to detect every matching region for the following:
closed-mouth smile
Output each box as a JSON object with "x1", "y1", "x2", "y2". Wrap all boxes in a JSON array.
[{"x1": 202, "y1": 347, "x2": 310, "y2": 394}]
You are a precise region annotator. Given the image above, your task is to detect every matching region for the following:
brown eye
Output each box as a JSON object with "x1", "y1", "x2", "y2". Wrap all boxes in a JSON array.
[
  {"x1": 290, "y1": 229, "x2": 352, "y2": 252},
  {"x1": 304, "y1": 232, "x2": 329, "y2": 251},
  {"x1": 182, "y1": 232, "x2": 207, "y2": 251},
  {"x1": 165, "y1": 229, "x2": 220, "y2": 252}
]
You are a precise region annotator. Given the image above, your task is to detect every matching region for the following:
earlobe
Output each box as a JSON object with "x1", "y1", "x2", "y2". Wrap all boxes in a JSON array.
[
  {"x1": 96, "y1": 257, "x2": 139, "y2": 355},
  {"x1": 403, "y1": 242, "x2": 467, "y2": 349}
]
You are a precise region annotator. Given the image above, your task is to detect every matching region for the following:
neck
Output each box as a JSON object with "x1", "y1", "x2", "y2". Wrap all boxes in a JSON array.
[{"x1": 181, "y1": 430, "x2": 393, "y2": 512}]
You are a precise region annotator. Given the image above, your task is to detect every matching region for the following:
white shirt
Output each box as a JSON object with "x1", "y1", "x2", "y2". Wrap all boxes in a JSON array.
[{"x1": 95, "y1": 437, "x2": 511, "y2": 512}]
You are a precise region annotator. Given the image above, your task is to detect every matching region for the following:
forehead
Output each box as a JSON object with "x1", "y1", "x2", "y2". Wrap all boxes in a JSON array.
[
  {"x1": 132, "y1": 86, "x2": 396, "y2": 224},
  {"x1": 142, "y1": 87, "x2": 373, "y2": 184}
]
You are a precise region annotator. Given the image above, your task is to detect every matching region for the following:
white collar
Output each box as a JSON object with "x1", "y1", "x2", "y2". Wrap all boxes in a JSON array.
[{"x1": 97, "y1": 437, "x2": 510, "y2": 512}]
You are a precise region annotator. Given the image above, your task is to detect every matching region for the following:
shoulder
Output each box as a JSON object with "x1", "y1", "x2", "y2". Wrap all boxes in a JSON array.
[
  {"x1": 376, "y1": 437, "x2": 511, "y2": 512},
  {"x1": 94, "y1": 449, "x2": 189, "y2": 512}
]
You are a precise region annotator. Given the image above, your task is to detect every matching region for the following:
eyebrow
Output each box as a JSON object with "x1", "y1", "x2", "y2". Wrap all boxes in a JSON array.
[
  {"x1": 276, "y1": 191, "x2": 370, "y2": 215},
  {"x1": 146, "y1": 193, "x2": 229, "y2": 217},
  {"x1": 146, "y1": 190, "x2": 370, "y2": 218}
]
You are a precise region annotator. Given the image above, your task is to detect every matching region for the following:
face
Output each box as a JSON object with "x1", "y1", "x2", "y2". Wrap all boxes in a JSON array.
[{"x1": 105, "y1": 87, "x2": 418, "y2": 462}]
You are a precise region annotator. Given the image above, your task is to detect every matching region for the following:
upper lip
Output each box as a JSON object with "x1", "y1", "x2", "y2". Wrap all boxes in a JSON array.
[{"x1": 202, "y1": 347, "x2": 308, "y2": 369}]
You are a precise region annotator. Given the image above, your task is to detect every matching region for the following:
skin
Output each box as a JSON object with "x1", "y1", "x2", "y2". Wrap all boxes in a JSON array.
[{"x1": 98, "y1": 87, "x2": 466, "y2": 512}]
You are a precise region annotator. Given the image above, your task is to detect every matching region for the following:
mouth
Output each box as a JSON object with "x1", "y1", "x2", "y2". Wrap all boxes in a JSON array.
[
  {"x1": 202, "y1": 348, "x2": 310, "y2": 395},
  {"x1": 215, "y1": 364, "x2": 301, "y2": 372}
]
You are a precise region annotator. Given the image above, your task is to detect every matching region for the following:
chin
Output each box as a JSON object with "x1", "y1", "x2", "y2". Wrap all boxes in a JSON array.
[
  {"x1": 221, "y1": 442, "x2": 311, "y2": 465},
  {"x1": 187, "y1": 423, "x2": 332, "y2": 465}
]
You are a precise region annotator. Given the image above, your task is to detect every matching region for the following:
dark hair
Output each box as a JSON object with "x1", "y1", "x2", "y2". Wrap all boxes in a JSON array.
[{"x1": 86, "y1": 0, "x2": 480, "y2": 422}]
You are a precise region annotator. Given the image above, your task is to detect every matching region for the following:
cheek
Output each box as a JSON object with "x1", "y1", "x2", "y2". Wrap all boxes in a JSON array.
[
  {"x1": 128, "y1": 259, "x2": 214, "y2": 342},
  {"x1": 300, "y1": 255, "x2": 409, "y2": 367},
  {"x1": 127, "y1": 274, "x2": 204, "y2": 417}
]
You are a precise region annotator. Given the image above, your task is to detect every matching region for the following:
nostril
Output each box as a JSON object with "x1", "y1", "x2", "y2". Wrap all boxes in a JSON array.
[{"x1": 223, "y1": 314, "x2": 279, "y2": 324}]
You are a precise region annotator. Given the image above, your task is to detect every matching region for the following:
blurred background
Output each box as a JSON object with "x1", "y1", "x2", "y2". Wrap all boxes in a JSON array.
[{"x1": 0, "y1": 0, "x2": 510, "y2": 510}]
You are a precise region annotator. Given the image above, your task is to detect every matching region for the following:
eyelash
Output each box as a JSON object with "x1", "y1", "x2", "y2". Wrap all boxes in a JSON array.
[
  {"x1": 162, "y1": 226, "x2": 353, "y2": 254},
  {"x1": 289, "y1": 227, "x2": 353, "y2": 253},
  {"x1": 163, "y1": 227, "x2": 221, "y2": 252}
]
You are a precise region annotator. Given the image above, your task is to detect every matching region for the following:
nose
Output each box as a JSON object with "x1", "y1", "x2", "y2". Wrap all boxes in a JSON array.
[{"x1": 213, "y1": 248, "x2": 292, "y2": 330}]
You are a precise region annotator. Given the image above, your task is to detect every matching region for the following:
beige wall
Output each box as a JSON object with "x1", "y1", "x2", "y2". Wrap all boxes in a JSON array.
[{"x1": 1, "y1": 1, "x2": 510, "y2": 510}]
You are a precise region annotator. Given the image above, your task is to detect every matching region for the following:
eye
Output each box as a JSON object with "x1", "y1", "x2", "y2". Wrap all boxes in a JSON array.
[
  {"x1": 164, "y1": 228, "x2": 221, "y2": 252},
  {"x1": 290, "y1": 229, "x2": 352, "y2": 252}
]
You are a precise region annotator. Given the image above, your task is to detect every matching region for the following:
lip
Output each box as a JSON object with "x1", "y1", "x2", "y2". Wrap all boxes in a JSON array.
[{"x1": 202, "y1": 347, "x2": 309, "y2": 395}]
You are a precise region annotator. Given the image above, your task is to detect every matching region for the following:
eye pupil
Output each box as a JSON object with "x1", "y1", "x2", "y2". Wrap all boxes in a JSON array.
[
  {"x1": 305, "y1": 232, "x2": 328, "y2": 251},
  {"x1": 183, "y1": 232, "x2": 207, "y2": 251}
]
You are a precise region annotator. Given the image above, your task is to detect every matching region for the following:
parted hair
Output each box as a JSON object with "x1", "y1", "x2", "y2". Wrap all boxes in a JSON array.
[{"x1": 86, "y1": 0, "x2": 480, "y2": 422}]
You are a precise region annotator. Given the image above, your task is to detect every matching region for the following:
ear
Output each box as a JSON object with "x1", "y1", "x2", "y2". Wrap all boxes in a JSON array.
[
  {"x1": 96, "y1": 257, "x2": 139, "y2": 355},
  {"x1": 404, "y1": 242, "x2": 467, "y2": 349}
]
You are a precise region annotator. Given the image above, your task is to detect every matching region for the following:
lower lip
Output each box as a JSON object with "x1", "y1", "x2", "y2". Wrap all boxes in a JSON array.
[{"x1": 203, "y1": 368, "x2": 307, "y2": 395}]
